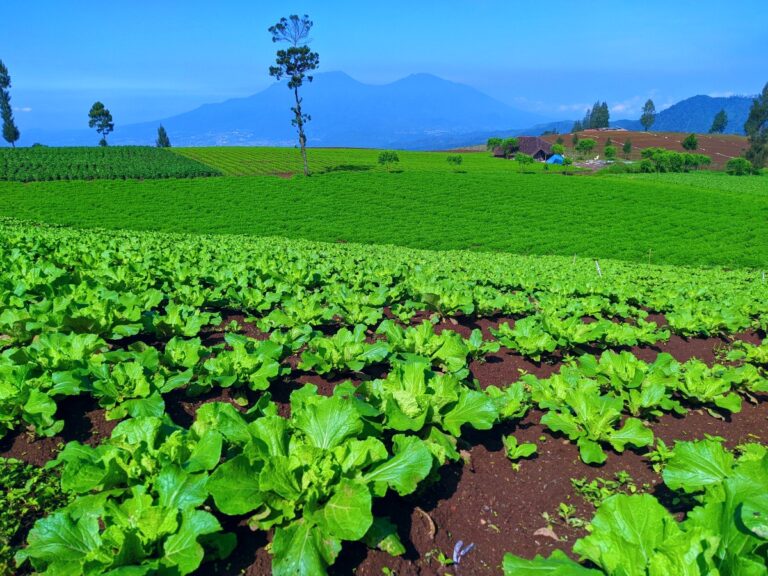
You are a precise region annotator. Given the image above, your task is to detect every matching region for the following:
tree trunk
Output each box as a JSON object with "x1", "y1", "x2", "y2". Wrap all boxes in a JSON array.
[{"x1": 294, "y1": 86, "x2": 309, "y2": 176}]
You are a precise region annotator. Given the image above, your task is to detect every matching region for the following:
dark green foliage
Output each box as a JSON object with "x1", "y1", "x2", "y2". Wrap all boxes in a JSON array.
[
  {"x1": 576, "y1": 138, "x2": 596, "y2": 157},
  {"x1": 572, "y1": 132, "x2": 580, "y2": 146},
  {"x1": 156, "y1": 125, "x2": 171, "y2": 148},
  {"x1": 556, "y1": 136, "x2": 565, "y2": 145},
  {"x1": 268, "y1": 15, "x2": 319, "y2": 177},
  {"x1": 572, "y1": 120, "x2": 583, "y2": 133},
  {"x1": 377, "y1": 150, "x2": 399, "y2": 171},
  {"x1": 640, "y1": 99, "x2": 656, "y2": 131},
  {"x1": 446, "y1": 155, "x2": 463, "y2": 170},
  {"x1": 88, "y1": 101, "x2": 114, "y2": 146},
  {"x1": 0, "y1": 146, "x2": 221, "y2": 181},
  {"x1": 551, "y1": 143, "x2": 565, "y2": 156},
  {"x1": 0, "y1": 60, "x2": 20, "y2": 148},
  {"x1": 622, "y1": 139, "x2": 632, "y2": 158},
  {"x1": 500, "y1": 137, "x2": 519, "y2": 158},
  {"x1": 604, "y1": 145, "x2": 617, "y2": 160},
  {"x1": 745, "y1": 82, "x2": 768, "y2": 168},
  {"x1": 639, "y1": 148, "x2": 711, "y2": 172},
  {"x1": 486, "y1": 137, "x2": 502, "y2": 152},
  {"x1": 709, "y1": 109, "x2": 728, "y2": 134},
  {"x1": 726, "y1": 157, "x2": 756, "y2": 176},
  {"x1": 588, "y1": 101, "x2": 610, "y2": 129},
  {"x1": 0, "y1": 458, "x2": 70, "y2": 573},
  {"x1": 515, "y1": 152, "x2": 534, "y2": 172},
  {"x1": 681, "y1": 133, "x2": 698, "y2": 151}
]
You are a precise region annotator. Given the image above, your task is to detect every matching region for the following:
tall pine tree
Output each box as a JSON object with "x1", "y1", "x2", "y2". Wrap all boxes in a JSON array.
[
  {"x1": 0, "y1": 60, "x2": 20, "y2": 148},
  {"x1": 640, "y1": 99, "x2": 656, "y2": 131},
  {"x1": 745, "y1": 82, "x2": 768, "y2": 168},
  {"x1": 709, "y1": 109, "x2": 728, "y2": 134},
  {"x1": 156, "y1": 125, "x2": 171, "y2": 147}
]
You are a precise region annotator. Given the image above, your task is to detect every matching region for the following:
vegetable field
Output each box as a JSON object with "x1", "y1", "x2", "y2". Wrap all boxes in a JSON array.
[
  {"x1": 1, "y1": 219, "x2": 767, "y2": 575},
  {"x1": 0, "y1": 146, "x2": 222, "y2": 181},
  {"x1": 1, "y1": 168, "x2": 767, "y2": 267},
  {"x1": 170, "y1": 146, "x2": 574, "y2": 176}
]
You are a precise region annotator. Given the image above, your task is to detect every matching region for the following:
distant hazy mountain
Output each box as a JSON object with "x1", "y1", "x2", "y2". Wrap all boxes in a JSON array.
[
  {"x1": 19, "y1": 72, "x2": 546, "y2": 149},
  {"x1": 611, "y1": 95, "x2": 753, "y2": 134}
]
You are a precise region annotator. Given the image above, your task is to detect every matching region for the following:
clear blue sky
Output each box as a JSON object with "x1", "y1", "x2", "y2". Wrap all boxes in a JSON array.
[{"x1": 4, "y1": 0, "x2": 767, "y2": 130}]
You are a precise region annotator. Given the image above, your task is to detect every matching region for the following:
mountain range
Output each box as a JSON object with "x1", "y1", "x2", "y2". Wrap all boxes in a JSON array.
[{"x1": 17, "y1": 73, "x2": 755, "y2": 149}]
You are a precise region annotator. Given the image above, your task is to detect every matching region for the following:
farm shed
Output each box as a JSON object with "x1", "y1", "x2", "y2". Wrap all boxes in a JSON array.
[{"x1": 493, "y1": 136, "x2": 553, "y2": 161}]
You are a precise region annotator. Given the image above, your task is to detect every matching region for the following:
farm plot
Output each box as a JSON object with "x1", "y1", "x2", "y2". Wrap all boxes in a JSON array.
[
  {"x1": 1, "y1": 169, "x2": 767, "y2": 268},
  {"x1": 171, "y1": 146, "x2": 572, "y2": 176},
  {"x1": 1, "y1": 220, "x2": 767, "y2": 575},
  {"x1": 0, "y1": 146, "x2": 222, "y2": 181}
]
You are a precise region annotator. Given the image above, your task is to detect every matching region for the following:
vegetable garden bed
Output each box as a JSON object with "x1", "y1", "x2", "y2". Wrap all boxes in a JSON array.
[{"x1": 1, "y1": 220, "x2": 766, "y2": 575}]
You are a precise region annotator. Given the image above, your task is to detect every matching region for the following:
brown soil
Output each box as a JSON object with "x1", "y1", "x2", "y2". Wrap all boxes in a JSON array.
[
  {"x1": 5, "y1": 320, "x2": 766, "y2": 576},
  {"x1": 542, "y1": 130, "x2": 749, "y2": 170}
]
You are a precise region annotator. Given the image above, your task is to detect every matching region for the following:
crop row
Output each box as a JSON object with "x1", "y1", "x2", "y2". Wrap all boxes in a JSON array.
[
  {"x1": 0, "y1": 146, "x2": 222, "y2": 181},
  {"x1": 1, "y1": 220, "x2": 767, "y2": 574}
]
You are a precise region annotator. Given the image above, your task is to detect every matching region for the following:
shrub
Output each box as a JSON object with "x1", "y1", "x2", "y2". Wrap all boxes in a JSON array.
[
  {"x1": 378, "y1": 150, "x2": 400, "y2": 171},
  {"x1": 446, "y1": 155, "x2": 463, "y2": 170},
  {"x1": 726, "y1": 157, "x2": 755, "y2": 176}
]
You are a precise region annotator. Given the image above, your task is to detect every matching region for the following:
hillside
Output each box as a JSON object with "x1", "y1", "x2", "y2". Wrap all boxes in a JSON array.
[
  {"x1": 612, "y1": 95, "x2": 753, "y2": 134},
  {"x1": 541, "y1": 130, "x2": 749, "y2": 169}
]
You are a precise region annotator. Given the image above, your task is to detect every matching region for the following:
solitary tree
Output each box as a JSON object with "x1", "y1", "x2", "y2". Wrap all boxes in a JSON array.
[
  {"x1": 555, "y1": 136, "x2": 564, "y2": 145},
  {"x1": 745, "y1": 82, "x2": 768, "y2": 168},
  {"x1": 486, "y1": 137, "x2": 502, "y2": 153},
  {"x1": 640, "y1": 99, "x2": 656, "y2": 131},
  {"x1": 515, "y1": 153, "x2": 534, "y2": 173},
  {"x1": 156, "y1": 125, "x2": 171, "y2": 147},
  {"x1": 572, "y1": 132, "x2": 580, "y2": 147},
  {"x1": 0, "y1": 60, "x2": 20, "y2": 148},
  {"x1": 446, "y1": 155, "x2": 463, "y2": 171},
  {"x1": 709, "y1": 109, "x2": 728, "y2": 134},
  {"x1": 681, "y1": 133, "x2": 698, "y2": 151},
  {"x1": 604, "y1": 145, "x2": 617, "y2": 160},
  {"x1": 378, "y1": 150, "x2": 399, "y2": 172},
  {"x1": 551, "y1": 143, "x2": 565, "y2": 156},
  {"x1": 500, "y1": 137, "x2": 519, "y2": 159},
  {"x1": 268, "y1": 15, "x2": 320, "y2": 177},
  {"x1": 622, "y1": 139, "x2": 632, "y2": 159},
  {"x1": 88, "y1": 101, "x2": 114, "y2": 146},
  {"x1": 575, "y1": 138, "x2": 596, "y2": 158}
]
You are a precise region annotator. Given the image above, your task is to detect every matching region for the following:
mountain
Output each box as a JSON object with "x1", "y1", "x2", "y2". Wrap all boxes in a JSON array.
[
  {"x1": 19, "y1": 72, "x2": 547, "y2": 149},
  {"x1": 611, "y1": 95, "x2": 753, "y2": 134}
]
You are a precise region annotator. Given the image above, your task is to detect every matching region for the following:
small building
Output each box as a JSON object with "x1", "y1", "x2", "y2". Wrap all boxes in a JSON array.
[
  {"x1": 546, "y1": 154, "x2": 565, "y2": 165},
  {"x1": 493, "y1": 136, "x2": 553, "y2": 161}
]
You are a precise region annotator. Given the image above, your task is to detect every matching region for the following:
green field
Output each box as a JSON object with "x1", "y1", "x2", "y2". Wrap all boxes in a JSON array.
[
  {"x1": 0, "y1": 146, "x2": 221, "y2": 181},
  {"x1": 171, "y1": 146, "x2": 574, "y2": 176}
]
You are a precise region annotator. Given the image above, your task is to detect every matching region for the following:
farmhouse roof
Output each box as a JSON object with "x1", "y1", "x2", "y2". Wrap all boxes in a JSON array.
[{"x1": 517, "y1": 136, "x2": 553, "y2": 156}]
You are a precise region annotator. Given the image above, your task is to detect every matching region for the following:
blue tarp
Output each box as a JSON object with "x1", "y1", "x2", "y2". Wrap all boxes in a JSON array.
[{"x1": 546, "y1": 154, "x2": 565, "y2": 165}]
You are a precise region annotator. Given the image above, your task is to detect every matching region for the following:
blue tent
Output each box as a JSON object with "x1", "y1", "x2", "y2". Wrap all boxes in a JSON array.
[{"x1": 546, "y1": 154, "x2": 565, "y2": 165}]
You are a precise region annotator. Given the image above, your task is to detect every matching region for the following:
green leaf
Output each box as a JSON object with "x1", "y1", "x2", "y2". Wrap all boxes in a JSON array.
[
  {"x1": 272, "y1": 519, "x2": 341, "y2": 576},
  {"x1": 208, "y1": 455, "x2": 264, "y2": 515},
  {"x1": 162, "y1": 509, "x2": 222, "y2": 575},
  {"x1": 573, "y1": 494, "x2": 680, "y2": 576},
  {"x1": 362, "y1": 517, "x2": 406, "y2": 557},
  {"x1": 294, "y1": 395, "x2": 363, "y2": 450},
  {"x1": 663, "y1": 439, "x2": 734, "y2": 493},
  {"x1": 156, "y1": 466, "x2": 209, "y2": 512},
  {"x1": 502, "y1": 549, "x2": 601, "y2": 575},
  {"x1": 364, "y1": 435, "x2": 432, "y2": 496},
  {"x1": 609, "y1": 418, "x2": 654, "y2": 451},
  {"x1": 577, "y1": 437, "x2": 607, "y2": 465},
  {"x1": 741, "y1": 493, "x2": 768, "y2": 539},
  {"x1": 317, "y1": 479, "x2": 373, "y2": 541},
  {"x1": 442, "y1": 390, "x2": 498, "y2": 436},
  {"x1": 15, "y1": 510, "x2": 101, "y2": 568}
]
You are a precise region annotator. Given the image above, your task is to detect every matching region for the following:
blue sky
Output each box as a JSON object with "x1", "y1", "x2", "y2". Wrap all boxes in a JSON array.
[{"x1": 3, "y1": 0, "x2": 767, "y2": 130}]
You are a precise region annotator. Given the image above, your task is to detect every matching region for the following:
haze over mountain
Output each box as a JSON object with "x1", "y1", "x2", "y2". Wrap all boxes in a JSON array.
[{"x1": 18, "y1": 73, "x2": 755, "y2": 150}]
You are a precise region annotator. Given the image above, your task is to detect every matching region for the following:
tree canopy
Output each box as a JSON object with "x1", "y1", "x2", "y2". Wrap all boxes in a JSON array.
[
  {"x1": 744, "y1": 82, "x2": 768, "y2": 168},
  {"x1": 640, "y1": 99, "x2": 656, "y2": 131},
  {"x1": 88, "y1": 102, "x2": 114, "y2": 146}
]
